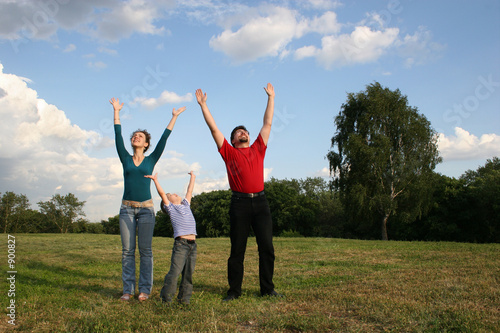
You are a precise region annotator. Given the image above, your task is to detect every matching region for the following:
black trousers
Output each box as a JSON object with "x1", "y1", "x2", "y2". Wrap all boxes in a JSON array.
[{"x1": 227, "y1": 193, "x2": 275, "y2": 297}]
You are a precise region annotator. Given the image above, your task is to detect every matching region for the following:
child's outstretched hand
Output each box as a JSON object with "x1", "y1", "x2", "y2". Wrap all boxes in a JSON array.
[
  {"x1": 144, "y1": 173, "x2": 158, "y2": 181},
  {"x1": 188, "y1": 171, "x2": 195, "y2": 177}
]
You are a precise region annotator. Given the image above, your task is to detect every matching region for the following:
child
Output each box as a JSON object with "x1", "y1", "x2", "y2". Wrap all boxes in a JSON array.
[{"x1": 145, "y1": 171, "x2": 197, "y2": 305}]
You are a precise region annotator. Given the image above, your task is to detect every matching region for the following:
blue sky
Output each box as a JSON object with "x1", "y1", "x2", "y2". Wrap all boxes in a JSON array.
[{"x1": 0, "y1": 0, "x2": 499, "y2": 222}]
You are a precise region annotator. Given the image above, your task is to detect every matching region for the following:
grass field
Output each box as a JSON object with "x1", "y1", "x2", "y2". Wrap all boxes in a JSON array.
[{"x1": 1, "y1": 234, "x2": 499, "y2": 332}]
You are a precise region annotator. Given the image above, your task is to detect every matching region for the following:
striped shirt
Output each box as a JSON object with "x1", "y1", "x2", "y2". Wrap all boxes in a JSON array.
[{"x1": 161, "y1": 199, "x2": 197, "y2": 239}]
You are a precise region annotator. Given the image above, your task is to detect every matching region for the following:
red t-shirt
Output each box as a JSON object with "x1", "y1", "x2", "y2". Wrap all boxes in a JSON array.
[{"x1": 219, "y1": 134, "x2": 267, "y2": 193}]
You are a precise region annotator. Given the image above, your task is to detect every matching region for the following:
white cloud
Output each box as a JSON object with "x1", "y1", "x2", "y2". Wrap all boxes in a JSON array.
[
  {"x1": 0, "y1": 63, "x2": 121, "y2": 219},
  {"x1": 0, "y1": 1, "x2": 58, "y2": 41},
  {"x1": 294, "y1": 45, "x2": 318, "y2": 60},
  {"x1": 313, "y1": 167, "x2": 331, "y2": 178},
  {"x1": 131, "y1": 91, "x2": 193, "y2": 110},
  {"x1": 295, "y1": 26, "x2": 399, "y2": 69},
  {"x1": 438, "y1": 127, "x2": 500, "y2": 161},
  {"x1": 306, "y1": 11, "x2": 341, "y2": 35},
  {"x1": 300, "y1": 0, "x2": 342, "y2": 10},
  {"x1": 95, "y1": 0, "x2": 171, "y2": 42},
  {"x1": 0, "y1": 1, "x2": 444, "y2": 69},
  {"x1": 194, "y1": 175, "x2": 229, "y2": 194},
  {"x1": 98, "y1": 46, "x2": 117, "y2": 56},
  {"x1": 209, "y1": 6, "x2": 302, "y2": 63},
  {"x1": 180, "y1": 1, "x2": 250, "y2": 26},
  {"x1": 206, "y1": 4, "x2": 441, "y2": 69},
  {"x1": 0, "y1": 0, "x2": 176, "y2": 43},
  {"x1": 63, "y1": 43, "x2": 76, "y2": 52},
  {"x1": 396, "y1": 26, "x2": 446, "y2": 67},
  {"x1": 264, "y1": 167, "x2": 273, "y2": 182},
  {"x1": 87, "y1": 61, "x2": 107, "y2": 70}
]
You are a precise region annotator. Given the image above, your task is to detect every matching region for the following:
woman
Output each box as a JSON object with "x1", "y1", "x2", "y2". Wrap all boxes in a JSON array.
[{"x1": 110, "y1": 97, "x2": 186, "y2": 302}]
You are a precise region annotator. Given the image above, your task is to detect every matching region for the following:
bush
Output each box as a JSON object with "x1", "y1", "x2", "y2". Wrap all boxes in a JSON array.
[{"x1": 280, "y1": 229, "x2": 303, "y2": 237}]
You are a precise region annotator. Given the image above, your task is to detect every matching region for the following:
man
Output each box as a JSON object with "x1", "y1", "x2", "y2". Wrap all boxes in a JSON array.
[{"x1": 195, "y1": 83, "x2": 282, "y2": 301}]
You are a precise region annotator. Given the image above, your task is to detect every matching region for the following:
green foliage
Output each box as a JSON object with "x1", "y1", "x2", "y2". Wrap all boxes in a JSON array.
[
  {"x1": 154, "y1": 210, "x2": 174, "y2": 237},
  {"x1": 72, "y1": 219, "x2": 104, "y2": 234},
  {"x1": 315, "y1": 190, "x2": 346, "y2": 238},
  {"x1": 265, "y1": 177, "x2": 331, "y2": 237},
  {"x1": 280, "y1": 229, "x2": 304, "y2": 237},
  {"x1": 266, "y1": 177, "x2": 308, "y2": 236},
  {"x1": 389, "y1": 157, "x2": 499, "y2": 243},
  {"x1": 328, "y1": 82, "x2": 441, "y2": 240},
  {"x1": 101, "y1": 215, "x2": 120, "y2": 235},
  {"x1": 190, "y1": 190, "x2": 232, "y2": 237},
  {"x1": 391, "y1": 173, "x2": 464, "y2": 241},
  {"x1": 460, "y1": 157, "x2": 500, "y2": 242},
  {"x1": 0, "y1": 191, "x2": 30, "y2": 233},
  {"x1": 38, "y1": 193, "x2": 86, "y2": 233}
]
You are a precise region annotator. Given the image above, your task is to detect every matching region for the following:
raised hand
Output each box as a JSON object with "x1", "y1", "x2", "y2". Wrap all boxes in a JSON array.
[
  {"x1": 173, "y1": 106, "x2": 186, "y2": 117},
  {"x1": 195, "y1": 89, "x2": 207, "y2": 105},
  {"x1": 110, "y1": 97, "x2": 124, "y2": 112},
  {"x1": 264, "y1": 83, "x2": 275, "y2": 98},
  {"x1": 167, "y1": 106, "x2": 185, "y2": 130}
]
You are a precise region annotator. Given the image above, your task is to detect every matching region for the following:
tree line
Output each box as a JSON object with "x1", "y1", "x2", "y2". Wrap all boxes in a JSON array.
[
  {"x1": 1, "y1": 82, "x2": 498, "y2": 242},
  {"x1": 1, "y1": 157, "x2": 498, "y2": 243}
]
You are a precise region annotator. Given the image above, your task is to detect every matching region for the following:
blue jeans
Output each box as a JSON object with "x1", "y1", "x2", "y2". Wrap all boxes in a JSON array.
[
  {"x1": 119, "y1": 204, "x2": 155, "y2": 295},
  {"x1": 160, "y1": 238, "x2": 197, "y2": 304}
]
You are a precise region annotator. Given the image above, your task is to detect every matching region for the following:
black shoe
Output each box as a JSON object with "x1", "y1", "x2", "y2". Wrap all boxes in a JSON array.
[
  {"x1": 262, "y1": 290, "x2": 284, "y2": 298},
  {"x1": 161, "y1": 297, "x2": 173, "y2": 304},
  {"x1": 223, "y1": 294, "x2": 239, "y2": 302},
  {"x1": 178, "y1": 300, "x2": 190, "y2": 307}
]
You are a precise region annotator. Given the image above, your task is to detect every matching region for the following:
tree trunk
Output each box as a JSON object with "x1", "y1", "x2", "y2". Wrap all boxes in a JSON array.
[{"x1": 381, "y1": 212, "x2": 390, "y2": 240}]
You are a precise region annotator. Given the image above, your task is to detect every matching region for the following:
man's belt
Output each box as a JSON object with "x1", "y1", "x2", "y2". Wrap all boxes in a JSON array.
[{"x1": 232, "y1": 191, "x2": 265, "y2": 198}]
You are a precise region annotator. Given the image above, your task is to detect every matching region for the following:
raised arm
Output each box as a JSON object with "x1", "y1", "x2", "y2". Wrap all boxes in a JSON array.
[
  {"x1": 196, "y1": 89, "x2": 225, "y2": 149},
  {"x1": 149, "y1": 106, "x2": 186, "y2": 162},
  {"x1": 110, "y1": 97, "x2": 124, "y2": 125},
  {"x1": 259, "y1": 83, "x2": 275, "y2": 146},
  {"x1": 166, "y1": 106, "x2": 186, "y2": 131},
  {"x1": 185, "y1": 171, "x2": 196, "y2": 204},
  {"x1": 144, "y1": 173, "x2": 169, "y2": 205},
  {"x1": 111, "y1": 97, "x2": 129, "y2": 162}
]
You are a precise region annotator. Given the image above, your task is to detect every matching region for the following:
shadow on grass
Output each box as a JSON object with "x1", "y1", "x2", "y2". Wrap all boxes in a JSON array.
[
  {"x1": 21, "y1": 260, "x2": 120, "y2": 298},
  {"x1": 22, "y1": 261, "x2": 231, "y2": 304}
]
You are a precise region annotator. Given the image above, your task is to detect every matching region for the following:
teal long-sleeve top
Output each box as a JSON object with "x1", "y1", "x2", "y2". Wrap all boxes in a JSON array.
[{"x1": 115, "y1": 124, "x2": 171, "y2": 202}]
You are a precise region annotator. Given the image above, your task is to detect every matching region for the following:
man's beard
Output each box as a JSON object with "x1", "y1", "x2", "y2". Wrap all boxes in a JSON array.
[{"x1": 239, "y1": 137, "x2": 249, "y2": 143}]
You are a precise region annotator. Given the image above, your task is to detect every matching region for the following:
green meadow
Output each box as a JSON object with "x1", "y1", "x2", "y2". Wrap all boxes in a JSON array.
[{"x1": 1, "y1": 234, "x2": 498, "y2": 332}]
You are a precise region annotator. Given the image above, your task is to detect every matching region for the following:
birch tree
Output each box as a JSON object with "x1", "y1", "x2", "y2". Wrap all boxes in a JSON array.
[{"x1": 327, "y1": 82, "x2": 441, "y2": 240}]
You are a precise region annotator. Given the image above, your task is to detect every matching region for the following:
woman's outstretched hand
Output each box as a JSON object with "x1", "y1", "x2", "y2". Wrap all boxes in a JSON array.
[
  {"x1": 172, "y1": 106, "x2": 186, "y2": 117},
  {"x1": 110, "y1": 97, "x2": 124, "y2": 112}
]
